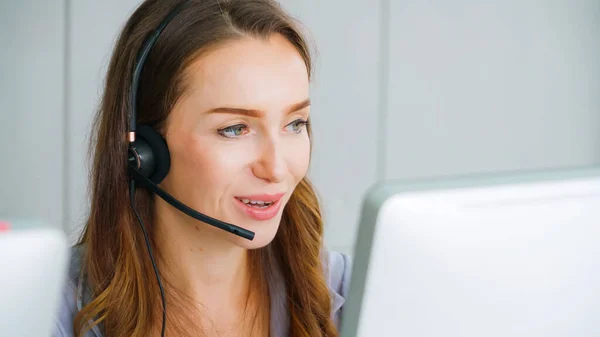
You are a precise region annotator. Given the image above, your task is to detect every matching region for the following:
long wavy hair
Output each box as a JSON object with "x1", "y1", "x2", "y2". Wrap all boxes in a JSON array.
[{"x1": 73, "y1": 0, "x2": 336, "y2": 336}]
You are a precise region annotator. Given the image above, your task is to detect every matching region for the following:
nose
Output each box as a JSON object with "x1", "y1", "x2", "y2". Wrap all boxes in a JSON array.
[{"x1": 251, "y1": 136, "x2": 287, "y2": 184}]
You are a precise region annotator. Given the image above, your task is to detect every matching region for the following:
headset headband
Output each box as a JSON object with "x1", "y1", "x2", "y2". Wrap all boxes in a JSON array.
[{"x1": 128, "y1": 1, "x2": 188, "y2": 142}]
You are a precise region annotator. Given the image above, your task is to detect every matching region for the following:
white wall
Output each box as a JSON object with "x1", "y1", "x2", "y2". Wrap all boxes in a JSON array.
[
  {"x1": 0, "y1": 0, "x2": 66, "y2": 229},
  {"x1": 1, "y1": 0, "x2": 599, "y2": 255},
  {"x1": 384, "y1": 0, "x2": 600, "y2": 180}
]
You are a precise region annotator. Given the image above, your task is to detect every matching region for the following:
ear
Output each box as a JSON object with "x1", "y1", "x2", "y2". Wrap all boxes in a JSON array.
[{"x1": 134, "y1": 124, "x2": 171, "y2": 184}]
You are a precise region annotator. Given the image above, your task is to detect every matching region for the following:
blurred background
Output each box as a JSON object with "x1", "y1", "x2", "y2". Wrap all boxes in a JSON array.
[{"x1": 1, "y1": 0, "x2": 599, "y2": 255}]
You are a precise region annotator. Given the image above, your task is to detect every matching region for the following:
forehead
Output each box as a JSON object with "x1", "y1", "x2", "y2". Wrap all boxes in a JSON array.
[{"x1": 182, "y1": 34, "x2": 310, "y2": 111}]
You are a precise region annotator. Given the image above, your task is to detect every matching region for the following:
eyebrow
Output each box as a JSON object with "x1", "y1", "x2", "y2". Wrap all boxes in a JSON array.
[{"x1": 205, "y1": 98, "x2": 311, "y2": 117}]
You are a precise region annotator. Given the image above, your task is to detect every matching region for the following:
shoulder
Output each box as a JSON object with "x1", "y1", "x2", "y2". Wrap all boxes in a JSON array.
[
  {"x1": 322, "y1": 249, "x2": 353, "y2": 327},
  {"x1": 324, "y1": 249, "x2": 352, "y2": 299},
  {"x1": 52, "y1": 245, "x2": 98, "y2": 337}
]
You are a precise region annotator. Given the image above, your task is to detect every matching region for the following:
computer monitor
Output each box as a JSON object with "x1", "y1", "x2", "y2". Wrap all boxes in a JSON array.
[
  {"x1": 0, "y1": 226, "x2": 69, "y2": 336},
  {"x1": 341, "y1": 167, "x2": 600, "y2": 337}
]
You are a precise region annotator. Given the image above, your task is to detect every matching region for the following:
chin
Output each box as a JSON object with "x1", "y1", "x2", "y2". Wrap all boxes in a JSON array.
[
  {"x1": 227, "y1": 218, "x2": 281, "y2": 250},
  {"x1": 233, "y1": 233, "x2": 276, "y2": 250}
]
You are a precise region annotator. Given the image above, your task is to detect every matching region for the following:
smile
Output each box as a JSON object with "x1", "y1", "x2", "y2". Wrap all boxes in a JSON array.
[
  {"x1": 234, "y1": 193, "x2": 284, "y2": 221},
  {"x1": 237, "y1": 198, "x2": 275, "y2": 208}
]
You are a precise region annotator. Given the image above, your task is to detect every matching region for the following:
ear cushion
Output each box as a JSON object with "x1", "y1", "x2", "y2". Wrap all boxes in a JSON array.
[{"x1": 136, "y1": 124, "x2": 171, "y2": 184}]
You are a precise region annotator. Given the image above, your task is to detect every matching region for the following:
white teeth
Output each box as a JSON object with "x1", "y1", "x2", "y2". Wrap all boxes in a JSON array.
[{"x1": 239, "y1": 198, "x2": 273, "y2": 206}]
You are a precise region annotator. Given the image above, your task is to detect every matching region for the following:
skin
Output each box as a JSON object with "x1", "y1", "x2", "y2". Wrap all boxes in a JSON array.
[{"x1": 153, "y1": 33, "x2": 311, "y2": 335}]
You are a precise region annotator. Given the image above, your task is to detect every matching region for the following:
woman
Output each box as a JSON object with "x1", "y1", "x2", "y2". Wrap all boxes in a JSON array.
[{"x1": 53, "y1": 0, "x2": 351, "y2": 336}]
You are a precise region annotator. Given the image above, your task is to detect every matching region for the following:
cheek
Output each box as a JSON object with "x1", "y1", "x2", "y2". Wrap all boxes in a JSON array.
[
  {"x1": 169, "y1": 136, "x2": 234, "y2": 195},
  {"x1": 287, "y1": 136, "x2": 311, "y2": 183},
  {"x1": 174, "y1": 140, "x2": 209, "y2": 180},
  {"x1": 182, "y1": 140, "x2": 240, "y2": 185},
  {"x1": 181, "y1": 136, "x2": 267, "y2": 191}
]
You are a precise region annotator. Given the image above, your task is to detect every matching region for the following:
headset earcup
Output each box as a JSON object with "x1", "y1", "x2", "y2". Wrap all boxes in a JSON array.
[{"x1": 135, "y1": 124, "x2": 171, "y2": 184}]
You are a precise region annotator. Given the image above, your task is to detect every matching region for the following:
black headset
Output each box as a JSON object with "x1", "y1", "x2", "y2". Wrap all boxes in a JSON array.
[{"x1": 126, "y1": 2, "x2": 254, "y2": 336}]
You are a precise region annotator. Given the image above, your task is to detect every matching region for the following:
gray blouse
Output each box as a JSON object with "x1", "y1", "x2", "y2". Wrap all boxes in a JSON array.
[{"x1": 52, "y1": 246, "x2": 352, "y2": 336}]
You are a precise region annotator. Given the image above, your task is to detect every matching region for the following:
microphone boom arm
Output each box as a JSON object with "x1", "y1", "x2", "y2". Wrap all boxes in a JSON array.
[{"x1": 128, "y1": 167, "x2": 255, "y2": 240}]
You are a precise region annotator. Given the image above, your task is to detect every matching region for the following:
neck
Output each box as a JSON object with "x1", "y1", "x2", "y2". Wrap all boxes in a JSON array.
[{"x1": 153, "y1": 200, "x2": 251, "y2": 310}]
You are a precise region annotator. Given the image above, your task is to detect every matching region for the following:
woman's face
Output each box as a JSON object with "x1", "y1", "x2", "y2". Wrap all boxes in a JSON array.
[{"x1": 161, "y1": 34, "x2": 311, "y2": 249}]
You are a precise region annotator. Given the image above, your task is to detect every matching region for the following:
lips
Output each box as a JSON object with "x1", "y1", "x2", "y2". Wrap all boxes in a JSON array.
[{"x1": 234, "y1": 193, "x2": 284, "y2": 221}]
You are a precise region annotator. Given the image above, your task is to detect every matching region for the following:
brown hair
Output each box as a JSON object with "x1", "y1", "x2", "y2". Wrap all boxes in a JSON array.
[{"x1": 74, "y1": 0, "x2": 336, "y2": 336}]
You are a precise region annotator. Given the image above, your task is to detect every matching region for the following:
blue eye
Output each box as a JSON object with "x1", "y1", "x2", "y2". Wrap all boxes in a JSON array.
[
  {"x1": 285, "y1": 119, "x2": 309, "y2": 133},
  {"x1": 218, "y1": 124, "x2": 247, "y2": 138}
]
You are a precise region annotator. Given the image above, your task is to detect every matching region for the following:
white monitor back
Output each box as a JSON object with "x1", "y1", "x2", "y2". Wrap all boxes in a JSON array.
[
  {"x1": 342, "y1": 168, "x2": 600, "y2": 337},
  {"x1": 0, "y1": 227, "x2": 69, "y2": 337}
]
